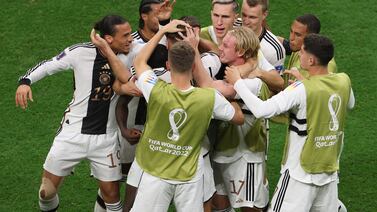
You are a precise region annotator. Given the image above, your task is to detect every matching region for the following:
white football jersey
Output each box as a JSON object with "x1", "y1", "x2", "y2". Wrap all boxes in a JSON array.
[{"x1": 19, "y1": 42, "x2": 131, "y2": 135}]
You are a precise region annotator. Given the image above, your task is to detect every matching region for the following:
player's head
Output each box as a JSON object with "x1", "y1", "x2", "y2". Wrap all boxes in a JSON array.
[
  {"x1": 168, "y1": 41, "x2": 196, "y2": 74},
  {"x1": 289, "y1": 14, "x2": 321, "y2": 52},
  {"x1": 219, "y1": 26, "x2": 259, "y2": 65},
  {"x1": 139, "y1": 0, "x2": 163, "y2": 33},
  {"x1": 241, "y1": 0, "x2": 268, "y2": 34},
  {"x1": 211, "y1": 0, "x2": 239, "y2": 41},
  {"x1": 94, "y1": 15, "x2": 133, "y2": 54},
  {"x1": 299, "y1": 34, "x2": 333, "y2": 69}
]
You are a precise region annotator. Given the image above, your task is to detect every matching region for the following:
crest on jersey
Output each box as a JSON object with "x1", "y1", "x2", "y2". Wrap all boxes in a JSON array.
[
  {"x1": 99, "y1": 71, "x2": 111, "y2": 85},
  {"x1": 167, "y1": 108, "x2": 187, "y2": 141}
]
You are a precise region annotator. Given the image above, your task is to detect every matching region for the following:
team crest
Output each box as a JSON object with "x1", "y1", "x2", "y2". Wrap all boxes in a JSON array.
[{"x1": 99, "y1": 71, "x2": 111, "y2": 85}]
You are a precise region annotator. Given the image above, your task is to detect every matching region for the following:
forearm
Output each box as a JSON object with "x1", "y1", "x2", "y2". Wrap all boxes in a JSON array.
[
  {"x1": 116, "y1": 95, "x2": 132, "y2": 135},
  {"x1": 105, "y1": 52, "x2": 131, "y2": 83},
  {"x1": 193, "y1": 49, "x2": 214, "y2": 87},
  {"x1": 134, "y1": 29, "x2": 166, "y2": 77},
  {"x1": 234, "y1": 79, "x2": 280, "y2": 118}
]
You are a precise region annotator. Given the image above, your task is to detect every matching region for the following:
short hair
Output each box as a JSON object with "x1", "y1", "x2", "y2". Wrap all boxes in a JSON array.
[
  {"x1": 245, "y1": 0, "x2": 269, "y2": 12},
  {"x1": 138, "y1": 0, "x2": 162, "y2": 29},
  {"x1": 303, "y1": 34, "x2": 334, "y2": 66},
  {"x1": 295, "y1": 14, "x2": 321, "y2": 34},
  {"x1": 212, "y1": 0, "x2": 239, "y2": 14},
  {"x1": 168, "y1": 41, "x2": 196, "y2": 73},
  {"x1": 94, "y1": 15, "x2": 128, "y2": 37},
  {"x1": 165, "y1": 16, "x2": 201, "y2": 41},
  {"x1": 228, "y1": 27, "x2": 260, "y2": 60}
]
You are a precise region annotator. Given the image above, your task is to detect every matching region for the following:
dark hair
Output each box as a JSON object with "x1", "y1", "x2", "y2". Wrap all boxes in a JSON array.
[
  {"x1": 246, "y1": 0, "x2": 269, "y2": 12},
  {"x1": 295, "y1": 14, "x2": 321, "y2": 34},
  {"x1": 94, "y1": 15, "x2": 128, "y2": 37},
  {"x1": 303, "y1": 34, "x2": 334, "y2": 66},
  {"x1": 165, "y1": 16, "x2": 201, "y2": 41},
  {"x1": 139, "y1": 4, "x2": 153, "y2": 29},
  {"x1": 168, "y1": 41, "x2": 195, "y2": 73}
]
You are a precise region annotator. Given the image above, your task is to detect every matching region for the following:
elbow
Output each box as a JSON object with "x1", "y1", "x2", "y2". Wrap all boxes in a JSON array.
[{"x1": 231, "y1": 111, "x2": 245, "y2": 125}]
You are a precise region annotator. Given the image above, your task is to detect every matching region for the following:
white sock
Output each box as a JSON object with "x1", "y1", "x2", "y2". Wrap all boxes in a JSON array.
[
  {"x1": 94, "y1": 189, "x2": 106, "y2": 212},
  {"x1": 39, "y1": 194, "x2": 59, "y2": 212},
  {"x1": 105, "y1": 200, "x2": 123, "y2": 212}
]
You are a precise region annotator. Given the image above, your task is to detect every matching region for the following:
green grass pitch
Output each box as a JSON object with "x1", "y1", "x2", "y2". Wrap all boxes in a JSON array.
[{"x1": 1, "y1": 0, "x2": 376, "y2": 211}]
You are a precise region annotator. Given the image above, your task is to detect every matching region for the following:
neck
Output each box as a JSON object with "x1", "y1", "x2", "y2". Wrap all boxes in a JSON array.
[
  {"x1": 308, "y1": 65, "x2": 329, "y2": 76},
  {"x1": 171, "y1": 71, "x2": 192, "y2": 90},
  {"x1": 140, "y1": 28, "x2": 156, "y2": 41},
  {"x1": 229, "y1": 58, "x2": 246, "y2": 66},
  {"x1": 256, "y1": 26, "x2": 263, "y2": 37}
]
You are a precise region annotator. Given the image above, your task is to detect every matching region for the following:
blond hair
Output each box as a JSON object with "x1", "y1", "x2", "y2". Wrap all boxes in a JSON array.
[{"x1": 228, "y1": 27, "x2": 260, "y2": 60}]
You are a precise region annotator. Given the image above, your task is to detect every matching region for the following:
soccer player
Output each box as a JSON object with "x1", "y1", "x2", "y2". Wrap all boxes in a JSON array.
[
  {"x1": 15, "y1": 15, "x2": 135, "y2": 212},
  {"x1": 280, "y1": 14, "x2": 337, "y2": 85},
  {"x1": 91, "y1": 19, "x2": 244, "y2": 212},
  {"x1": 93, "y1": 1, "x2": 177, "y2": 211},
  {"x1": 240, "y1": 0, "x2": 285, "y2": 72},
  {"x1": 194, "y1": 27, "x2": 271, "y2": 212},
  {"x1": 200, "y1": 0, "x2": 283, "y2": 93},
  {"x1": 225, "y1": 34, "x2": 355, "y2": 212}
]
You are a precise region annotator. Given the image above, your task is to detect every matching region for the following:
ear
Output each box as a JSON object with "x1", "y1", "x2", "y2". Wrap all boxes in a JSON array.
[
  {"x1": 309, "y1": 56, "x2": 315, "y2": 66},
  {"x1": 141, "y1": 13, "x2": 148, "y2": 22},
  {"x1": 262, "y1": 10, "x2": 268, "y2": 20},
  {"x1": 166, "y1": 61, "x2": 171, "y2": 71},
  {"x1": 104, "y1": 35, "x2": 113, "y2": 44},
  {"x1": 237, "y1": 49, "x2": 246, "y2": 58}
]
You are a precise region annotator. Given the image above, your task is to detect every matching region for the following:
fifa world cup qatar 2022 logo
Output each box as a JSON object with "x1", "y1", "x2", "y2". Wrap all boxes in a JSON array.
[
  {"x1": 328, "y1": 93, "x2": 342, "y2": 132},
  {"x1": 167, "y1": 108, "x2": 187, "y2": 141}
]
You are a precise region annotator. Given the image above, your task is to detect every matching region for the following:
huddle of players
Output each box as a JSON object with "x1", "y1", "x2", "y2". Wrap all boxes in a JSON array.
[{"x1": 15, "y1": 0, "x2": 353, "y2": 211}]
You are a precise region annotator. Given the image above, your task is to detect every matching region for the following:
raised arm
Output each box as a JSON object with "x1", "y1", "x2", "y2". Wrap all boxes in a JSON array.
[
  {"x1": 133, "y1": 19, "x2": 189, "y2": 78},
  {"x1": 90, "y1": 29, "x2": 131, "y2": 84}
]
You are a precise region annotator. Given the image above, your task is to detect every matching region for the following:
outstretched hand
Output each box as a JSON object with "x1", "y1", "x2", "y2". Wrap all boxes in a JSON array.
[
  {"x1": 90, "y1": 29, "x2": 113, "y2": 58},
  {"x1": 15, "y1": 85, "x2": 33, "y2": 110},
  {"x1": 179, "y1": 26, "x2": 200, "y2": 50},
  {"x1": 158, "y1": 0, "x2": 176, "y2": 21},
  {"x1": 224, "y1": 66, "x2": 242, "y2": 85}
]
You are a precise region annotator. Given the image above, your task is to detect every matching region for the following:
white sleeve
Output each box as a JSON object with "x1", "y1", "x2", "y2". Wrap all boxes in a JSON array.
[
  {"x1": 234, "y1": 78, "x2": 262, "y2": 99},
  {"x1": 135, "y1": 70, "x2": 158, "y2": 102},
  {"x1": 348, "y1": 88, "x2": 355, "y2": 109},
  {"x1": 234, "y1": 79, "x2": 303, "y2": 118},
  {"x1": 19, "y1": 47, "x2": 74, "y2": 84},
  {"x1": 200, "y1": 52, "x2": 221, "y2": 79},
  {"x1": 212, "y1": 91, "x2": 235, "y2": 121},
  {"x1": 257, "y1": 50, "x2": 274, "y2": 71}
]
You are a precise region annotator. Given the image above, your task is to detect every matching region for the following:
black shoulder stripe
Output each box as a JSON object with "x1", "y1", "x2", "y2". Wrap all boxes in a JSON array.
[
  {"x1": 22, "y1": 59, "x2": 49, "y2": 78},
  {"x1": 264, "y1": 32, "x2": 284, "y2": 60},
  {"x1": 69, "y1": 42, "x2": 95, "y2": 51},
  {"x1": 289, "y1": 113, "x2": 307, "y2": 124},
  {"x1": 289, "y1": 125, "x2": 307, "y2": 136}
]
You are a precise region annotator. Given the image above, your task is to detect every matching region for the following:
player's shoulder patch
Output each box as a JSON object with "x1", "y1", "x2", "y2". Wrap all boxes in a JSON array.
[
  {"x1": 144, "y1": 71, "x2": 158, "y2": 85},
  {"x1": 286, "y1": 80, "x2": 303, "y2": 91},
  {"x1": 56, "y1": 51, "x2": 66, "y2": 60}
]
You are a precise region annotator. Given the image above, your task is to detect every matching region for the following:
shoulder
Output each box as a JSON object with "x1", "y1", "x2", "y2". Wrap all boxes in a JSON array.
[{"x1": 67, "y1": 42, "x2": 96, "y2": 52}]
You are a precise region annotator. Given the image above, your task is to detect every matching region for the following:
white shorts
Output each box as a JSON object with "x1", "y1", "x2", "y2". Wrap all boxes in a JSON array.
[
  {"x1": 118, "y1": 129, "x2": 136, "y2": 164},
  {"x1": 131, "y1": 171, "x2": 203, "y2": 212},
  {"x1": 43, "y1": 129, "x2": 121, "y2": 181},
  {"x1": 203, "y1": 153, "x2": 216, "y2": 202},
  {"x1": 126, "y1": 160, "x2": 143, "y2": 187},
  {"x1": 214, "y1": 157, "x2": 269, "y2": 209},
  {"x1": 269, "y1": 170, "x2": 338, "y2": 212}
]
